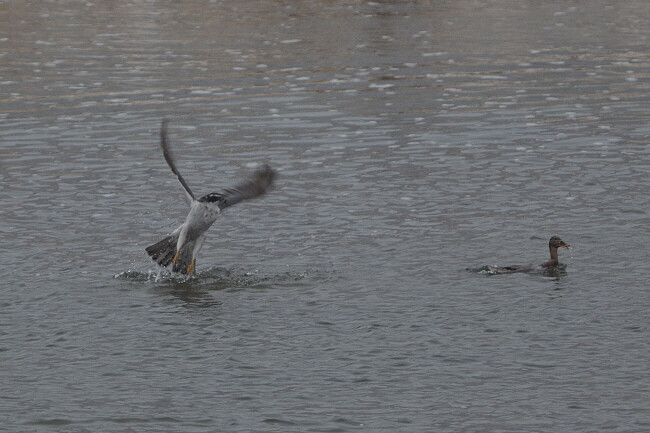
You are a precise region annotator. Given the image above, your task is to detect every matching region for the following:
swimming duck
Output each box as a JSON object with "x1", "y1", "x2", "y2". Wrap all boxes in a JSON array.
[{"x1": 477, "y1": 236, "x2": 570, "y2": 275}]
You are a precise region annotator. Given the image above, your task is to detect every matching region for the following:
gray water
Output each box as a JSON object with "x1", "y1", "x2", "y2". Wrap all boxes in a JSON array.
[{"x1": 1, "y1": 1, "x2": 649, "y2": 431}]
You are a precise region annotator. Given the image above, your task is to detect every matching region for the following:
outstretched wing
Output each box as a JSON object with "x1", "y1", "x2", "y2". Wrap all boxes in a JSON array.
[
  {"x1": 159, "y1": 119, "x2": 195, "y2": 204},
  {"x1": 202, "y1": 164, "x2": 276, "y2": 211}
]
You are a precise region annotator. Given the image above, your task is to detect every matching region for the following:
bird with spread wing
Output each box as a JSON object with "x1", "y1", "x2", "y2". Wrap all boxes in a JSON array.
[{"x1": 146, "y1": 120, "x2": 276, "y2": 275}]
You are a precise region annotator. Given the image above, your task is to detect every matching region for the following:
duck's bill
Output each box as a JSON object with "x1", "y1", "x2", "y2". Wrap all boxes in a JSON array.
[{"x1": 560, "y1": 242, "x2": 570, "y2": 249}]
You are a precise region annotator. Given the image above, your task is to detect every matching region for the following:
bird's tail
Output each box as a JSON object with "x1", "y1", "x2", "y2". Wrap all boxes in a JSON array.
[
  {"x1": 145, "y1": 233, "x2": 179, "y2": 267},
  {"x1": 172, "y1": 240, "x2": 196, "y2": 275}
]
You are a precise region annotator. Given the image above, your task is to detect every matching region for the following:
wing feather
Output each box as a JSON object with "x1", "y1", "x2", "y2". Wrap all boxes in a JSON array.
[
  {"x1": 204, "y1": 164, "x2": 276, "y2": 211},
  {"x1": 160, "y1": 119, "x2": 195, "y2": 204}
]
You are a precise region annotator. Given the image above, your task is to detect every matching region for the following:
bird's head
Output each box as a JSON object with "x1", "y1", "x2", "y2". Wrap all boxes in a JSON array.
[
  {"x1": 198, "y1": 193, "x2": 225, "y2": 204},
  {"x1": 549, "y1": 236, "x2": 570, "y2": 250}
]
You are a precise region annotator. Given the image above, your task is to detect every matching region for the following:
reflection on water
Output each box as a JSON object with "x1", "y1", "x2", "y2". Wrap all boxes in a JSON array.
[{"x1": 2, "y1": 1, "x2": 650, "y2": 432}]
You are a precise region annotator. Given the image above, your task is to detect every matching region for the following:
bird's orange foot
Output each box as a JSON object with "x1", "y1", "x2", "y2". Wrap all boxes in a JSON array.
[
  {"x1": 187, "y1": 259, "x2": 196, "y2": 275},
  {"x1": 172, "y1": 251, "x2": 179, "y2": 264}
]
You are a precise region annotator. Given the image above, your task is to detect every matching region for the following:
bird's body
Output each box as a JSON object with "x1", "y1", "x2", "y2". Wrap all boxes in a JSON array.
[
  {"x1": 474, "y1": 236, "x2": 571, "y2": 276},
  {"x1": 146, "y1": 120, "x2": 275, "y2": 275}
]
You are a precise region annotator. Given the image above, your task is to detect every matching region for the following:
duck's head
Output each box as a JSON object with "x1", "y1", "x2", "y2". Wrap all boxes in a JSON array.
[{"x1": 549, "y1": 236, "x2": 570, "y2": 250}]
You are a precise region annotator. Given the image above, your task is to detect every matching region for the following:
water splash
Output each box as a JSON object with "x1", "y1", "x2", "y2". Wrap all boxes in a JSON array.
[
  {"x1": 114, "y1": 268, "x2": 186, "y2": 283},
  {"x1": 114, "y1": 265, "x2": 328, "y2": 290}
]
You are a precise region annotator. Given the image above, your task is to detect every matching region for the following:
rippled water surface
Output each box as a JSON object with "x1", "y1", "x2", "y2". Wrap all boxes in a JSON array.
[{"x1": 2, "y1": 1, "x2": 650, "y2": 431}]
